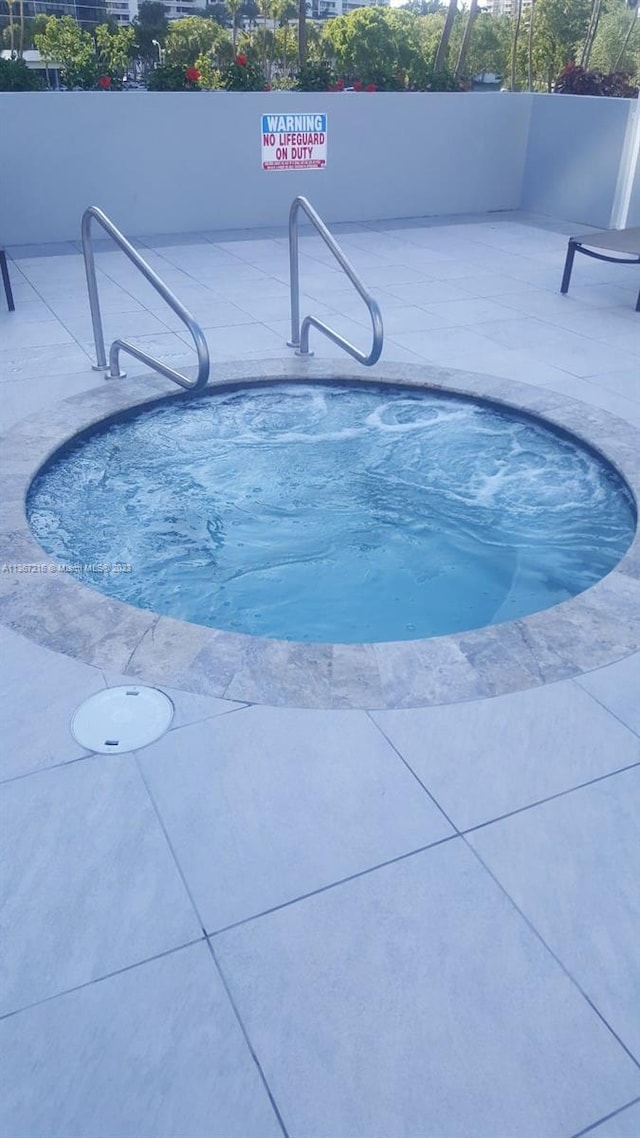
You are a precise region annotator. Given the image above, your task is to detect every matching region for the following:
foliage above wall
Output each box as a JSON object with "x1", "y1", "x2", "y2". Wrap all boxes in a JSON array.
[
  {"x1": 0, "y1": 0, "x2": 638, "y2": 93},
  {"x1": 0, "y1": 56, "x2": 44, "y2": 90},
  {"x1": 554, "y1": 60, "x2": 638, "y2": 95}
]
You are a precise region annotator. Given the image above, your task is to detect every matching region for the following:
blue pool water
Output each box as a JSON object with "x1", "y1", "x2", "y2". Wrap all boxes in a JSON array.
[{"x1": 28, "y1": 383, "x2": 635, "y2": 643}]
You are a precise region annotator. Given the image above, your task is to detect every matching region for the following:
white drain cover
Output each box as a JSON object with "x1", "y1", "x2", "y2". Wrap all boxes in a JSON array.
[{"x1": 71, "y1": 686, "x2": 174, "y2": 754}]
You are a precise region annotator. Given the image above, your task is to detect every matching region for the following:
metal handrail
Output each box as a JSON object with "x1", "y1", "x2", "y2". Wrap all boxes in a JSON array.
[
  {"x1": 287, "y1": 196, "x2": 383, "y2": 366},
  {"x1": 81, "y1": 206, "x2": 209, "y2": 392}
]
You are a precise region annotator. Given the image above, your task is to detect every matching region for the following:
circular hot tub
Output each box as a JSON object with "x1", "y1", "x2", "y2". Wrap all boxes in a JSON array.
[{"x1": 27, "y1": 381, "x2": 635, "y2": 645}]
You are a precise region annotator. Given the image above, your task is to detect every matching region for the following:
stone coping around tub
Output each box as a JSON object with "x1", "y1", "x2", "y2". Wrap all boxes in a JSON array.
[{"x1": 1, "y1": 358, "x2": 639, "y2": 710}]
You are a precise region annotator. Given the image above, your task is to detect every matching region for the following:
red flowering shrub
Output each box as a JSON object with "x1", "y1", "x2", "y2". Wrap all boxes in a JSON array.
[
  {"x1": 365, "y1": 83, "x2": 377, "y2": 91},
  {"x1": 147, "y1": 63, "x2": 201, "y2": 90},
  {"x1": 353, "y1": 79, "x2": 362, "y2": 91},
  {"x1": 98, "y1": 74, "x2": 111, "y2": 89},
  {"x1": 219, "y1": 54, "x2": 265, "y2": 90}
]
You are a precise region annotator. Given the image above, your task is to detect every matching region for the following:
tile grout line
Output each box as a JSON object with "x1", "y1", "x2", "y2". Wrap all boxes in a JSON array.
[
  {"x1": 570, "y1": 674, "x2": 640, "y2": 741},
  {"x1": 459, "y1": 760, "x2": 640, "y2": 837},
  {"x1": 365, "y1": 711, "x2": 462, "y2": 834},
  {"x1": 3, "y1": 266, "x2": 96, "y2": 362},
  {"x1": 205, "y1": 939, "x2": 291, "y2": 1138},
  {"x1": 0, "y1": 750, "x2": 97, "y2": 787},
  {"x1": 463, "y1": 838, "x2": 640, "y2": 1073},
  {"x1": 132, "y1": 749, "x2": 291, "y2": 1136},
  {"x1": 208, "y1": 831, "x2": 460, "y2": 939},
  {"x1": 133, "y1": 752, "x2": 209, "y2": 937},
  {"x1": 568, "y1": 1095, "x2": 640, "y2": 1138},
  {"x1": 0, "y1": 938, "x2": 205, "y2": 1022}
]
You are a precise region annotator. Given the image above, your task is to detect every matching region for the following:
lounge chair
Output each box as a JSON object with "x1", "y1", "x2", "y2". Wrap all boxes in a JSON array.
[
  {"x1": 1, "y1": 249, "x2": 15, "y2": 312},
  {"x1": 560, "y1": 227, "x2": 640, "y2": 312}
]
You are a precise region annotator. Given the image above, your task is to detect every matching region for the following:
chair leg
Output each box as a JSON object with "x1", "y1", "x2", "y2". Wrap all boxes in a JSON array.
[
  {"x1": 0, "y1": 250, "x2": 15, "y2": 312},
  {"x1": 560, "y1": 240, "x2": 577, "y2": 295}
]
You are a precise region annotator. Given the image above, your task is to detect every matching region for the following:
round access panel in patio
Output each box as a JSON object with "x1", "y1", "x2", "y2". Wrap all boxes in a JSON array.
[{"x1": 71, "y1": 686, "x2": 174, "y2": 754}]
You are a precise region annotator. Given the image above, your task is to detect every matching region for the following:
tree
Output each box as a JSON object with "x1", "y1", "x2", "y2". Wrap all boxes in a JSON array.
[
  {"x1": 35, "y1": 14, "x2": 95, "y2": 87},
  {"x1": 164, "y1": 15, "x2": 226, "y2": 65},
  {"x1": 298, "y1": 0, "x2": 306, "y2": 66},
  {"x1": 226, "y1": 0, "x2": 243, "y2": 48},
  {"x1": 323, "y1": 7, "x2": 423, "y2": 86},
  {"x1": 0, "y1": 54, "x2": 44, "y2": 87},
  {"x1": 451, "y1": 11, "x2": 510, "y2": 79},
  {"x1": 6, "y1": 0, "x2": 14, "y2": 53},
  {"x1": 133, "y1": 0, "x2": 168, "y2": 66},
  {"x1": 455, "y1": 0, "x2": 478, "y2": 77},
  {"x1": 511, "y1": 0, "x2": 522, "y2": 88},
  {"x1": 528, "y1": 0, "x2": 591, "y2": 90},
  {"x1": 580, "y1": 0, "x2": 604, "y2": 66},
  {"x1": 613, "y1": 3, "x2": 639, "y2": 70},
  {"x1": 588, "y1": 0, "x2": 639, "y2": 77},
  {"x1": 434, "y1": 0, "x2": 457, "y2": 71},
  {"x1": 94, "y1": 22, "x2": 134, "y2": 76},
  {"x1": 527, "y1": 0, "x2": 536, "y2": 87}
]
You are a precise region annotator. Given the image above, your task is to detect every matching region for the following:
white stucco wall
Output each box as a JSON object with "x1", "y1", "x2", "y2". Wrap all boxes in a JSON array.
[
  {"x1": 0, "y1": 90, "x2": 637, "y2": 245},
  {"x1": 0, "y1": 90, "x2": 532, "y2": 244}
]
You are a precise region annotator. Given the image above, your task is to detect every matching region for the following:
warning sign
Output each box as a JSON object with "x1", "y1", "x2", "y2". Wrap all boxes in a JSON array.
[{"x1": 261, "y1": 113, "x2": 327, "y2": 172}]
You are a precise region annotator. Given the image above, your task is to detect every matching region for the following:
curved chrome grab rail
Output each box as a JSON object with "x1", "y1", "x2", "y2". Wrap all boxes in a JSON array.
[
  {"x1": 288, "y1": 196, "x2": 383, "y2": 366},
  {"x1": 81, "y1": 206, "x2": 209, "y2": 392}
]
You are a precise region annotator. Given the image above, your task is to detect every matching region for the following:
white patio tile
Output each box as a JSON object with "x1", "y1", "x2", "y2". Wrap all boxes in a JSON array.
[
  {"x1": 266, "y1": 314, "x2": 379, "y2": 354},
  {"x1": 0, "y1": 342, "x2": 94, "y2": 382},
  {"x1": 582, "y1": 366, "x2": 640, "y2": 401},
  {"x1": 138, "y1": 707, "x2": 453, "y2": 931},
  {"x1": 586, "y1": 1101, "x2": 640, "y2": 1138},
  {"x1": 469, "y1": 767, "x2": 640, "y2": 1058},
  {"x1": 371, "y1": 681, "x2": 640, "y2": 831},
  {"x1": 214, "y1": 840, "x2": 640, "y2": 1138},
  {"x1": 565, "y1": 282, "x2": 640, "y2": 309},
  {"x1": 385, "y1": 279, "x2": 473, "y2": 305},
  {"x1": 476, "y1": 315, "x2": 640, "y2": 377},
  {"x1": 0, "y1": 943, "x2": 282, "y2": 1138},
  {"x1": 451, "y1": 271, "x2": 529, "y2": 298},
  {"x1": 0, "y1": 319, "x2": 75, "y2": 350},
  {"x1": 0, "y1": 627, "x2": 105, "y2": 781},
  {"x1": 609, "y1": 328, "x2": 640, "y2": 357},
  {"x1": 498, "y1": 289, "x2": 639, "y2": 335},
  {"x1": 188, "y1": 322, "x2": 284, "y2": 358},
  {"x1": 172, "y1": 299, "x2": 257, "y2": 330},
  {"x1": 368, "y1": 303, "x2": 457, "y2": 335},
  {"x1": 80, "y1": 330, "x2": 196, "y2": 363},
  {"x1": 61, "y1": 308, "x2": 171, "y2": 345},
  {"x1": 235, "y1": 293, "x2": 333, "y2": 323},
  {"x1": 533, "y1": 374, "x2": 640, "y2": 426},
  {"x1": 576, "y1": 654, "x2": 640, "y2": 736},
  {"x1": 0, "y1": 753, "x2": 201, "y2": 1014},
  {"x1": 0, "y1": 300, "x2": 55, "y2": 325},
  {"x1": 395, "y1": 324, "x2": 577, "y2": 387},
  {"x1": 47, "y1": 291, "x2": 146, "y2": 318},
  {"x1": 379, "y1": 340, "x2": 430, "y2": 363},
  {"x1": 423, "y1": 296, "x2": 523, "y2": 326}
]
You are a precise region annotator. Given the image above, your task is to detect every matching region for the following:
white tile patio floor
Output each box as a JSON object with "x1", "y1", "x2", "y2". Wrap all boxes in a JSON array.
[{"x1": 1, "y1": 211, "x2": 639, "y2": 1138}]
